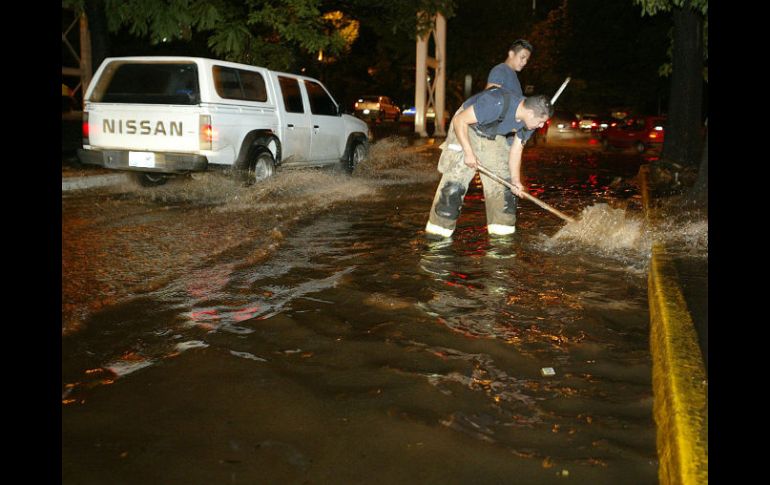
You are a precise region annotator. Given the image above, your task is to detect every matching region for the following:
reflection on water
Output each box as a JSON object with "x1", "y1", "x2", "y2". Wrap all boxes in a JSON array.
[{"x1": 61, "y1": 140, "x2": 709, "y2": 484}]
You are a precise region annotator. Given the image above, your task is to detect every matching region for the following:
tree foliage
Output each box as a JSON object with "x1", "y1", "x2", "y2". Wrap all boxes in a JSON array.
[
  {"x1": 63, "y1": 0, "x2": 456, "y2": 70},
  {"x1": 60, "y1": 0, "x2": 349, "y2": 69},
  {"x1": 633, "y1": 0, "x2": 708, "y2": 81}
]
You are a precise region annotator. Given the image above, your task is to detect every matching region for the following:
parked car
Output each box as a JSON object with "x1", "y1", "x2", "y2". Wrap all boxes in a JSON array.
[
  {"x1": 600, "y1": 115, "x2": 666, "y2": 153},
  {"x1": 354, "y1": 95, "x2": 401, "y2": 122},
  {"x1": 594, "y1": 116, "x2": 612, "y2": 132},
  {"x1": 541, "y1": 109, "x2": 579, "y2": 142},
  {"x1": 578, "y1": 113, "x2": 599, "y2": 132}
]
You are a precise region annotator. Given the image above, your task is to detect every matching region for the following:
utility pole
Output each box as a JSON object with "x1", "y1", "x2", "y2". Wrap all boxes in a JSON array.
[
  {"x1": 62, "y1": 6, "x2": 92, "y2": 111},
  {"x1": 414, "y1": 12, "x2": 446, "y2": 137}
]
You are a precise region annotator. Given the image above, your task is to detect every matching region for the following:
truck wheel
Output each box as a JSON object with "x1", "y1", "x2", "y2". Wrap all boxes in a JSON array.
[
  {"x1": 240, "y1": 148, "x2": 275, "y2": 186},
  {"x1": 134, "y1": 172, "x2": 168, "y2": 187},
  {"x1": 635, "y1": 141, "x2": 646, "y2": 153},
  {"x1": 345, "y1": 140, "x2": 367, "y2": 173}
]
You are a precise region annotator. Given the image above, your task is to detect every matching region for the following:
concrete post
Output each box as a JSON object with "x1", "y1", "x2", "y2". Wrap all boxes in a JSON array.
[
  {"x1": 415, "y1": 26, "x2": 428, "y2": 138},
  {"x1": 414, "y1": 12, "x2": 447, "y2": 138},
  {"x1": 433, "y1": 14, "x2": 446, "y2": 137}
]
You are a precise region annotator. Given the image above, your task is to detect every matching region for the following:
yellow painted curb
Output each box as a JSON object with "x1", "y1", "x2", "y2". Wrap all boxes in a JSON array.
[{"x1": 640, "y1": 165, "x2": 708, "y2": 485}]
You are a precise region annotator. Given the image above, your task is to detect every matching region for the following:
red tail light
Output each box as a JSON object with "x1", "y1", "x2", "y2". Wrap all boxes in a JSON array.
[
  {"x1": 571, "y1": 121, "x2": 577, "y2": 128},
  {"x1": 200, "y1": 115, "x2": 214, "y2": 150},
  {"x1": 82, "y1": 112, "x2": 90, "y2": 145}
]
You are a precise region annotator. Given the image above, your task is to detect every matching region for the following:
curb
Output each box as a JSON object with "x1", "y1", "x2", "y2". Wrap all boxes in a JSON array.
[
  {"x1": 62, "y1": 173, "x2": 130, "y2": 192},
  {"x1": 640, "y1": 165, "x2": 708, "y2": 485}
]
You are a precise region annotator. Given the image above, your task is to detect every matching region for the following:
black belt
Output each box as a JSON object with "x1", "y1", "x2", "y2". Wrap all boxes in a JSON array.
[{"x1": 470, "y1": 125, "x2": 497, "y2": 140}]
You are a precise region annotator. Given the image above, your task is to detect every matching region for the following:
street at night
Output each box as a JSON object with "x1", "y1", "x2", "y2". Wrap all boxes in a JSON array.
[
  {"x1": 62, "y1": 136, "x2": 705, "y2": 484},
  {"x1": 61, "y1": 1, "x2": 708, "y2": 483}
]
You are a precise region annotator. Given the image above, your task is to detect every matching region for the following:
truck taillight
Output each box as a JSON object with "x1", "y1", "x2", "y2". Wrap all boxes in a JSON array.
[
  {"x1": 200, "y1": 115, "x2": 213, "y2": 150},
  {"x1": 82, "y1": 112, "x2": 90, "y2": 145}
]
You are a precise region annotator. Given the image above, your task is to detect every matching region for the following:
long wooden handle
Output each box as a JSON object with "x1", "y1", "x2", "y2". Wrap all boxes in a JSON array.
[
  {"x1": 551, "y1": 77, "x2": 571, "y2": 105},
  {"x1": 476, "y1": 163, "x2": 576, "y2": 223}
]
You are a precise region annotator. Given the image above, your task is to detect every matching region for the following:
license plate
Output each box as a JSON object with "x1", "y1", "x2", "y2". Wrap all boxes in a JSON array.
[{"x1": 129, "y1": 151, "x2": 156, "y2": 168}]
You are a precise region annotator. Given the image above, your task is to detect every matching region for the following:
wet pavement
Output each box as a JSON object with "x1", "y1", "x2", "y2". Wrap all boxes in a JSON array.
[{"x1": 62, "y1": 134, "x2": 706, "y2": 484}]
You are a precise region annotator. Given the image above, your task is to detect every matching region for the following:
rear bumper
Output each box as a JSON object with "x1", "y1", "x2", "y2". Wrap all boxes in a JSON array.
[
  {"x1": 77, "y1": 148, "x2": 208, "y2": 173},
  {"x1": 355, "y1": 109, "x2": 386, "y2": 121}
]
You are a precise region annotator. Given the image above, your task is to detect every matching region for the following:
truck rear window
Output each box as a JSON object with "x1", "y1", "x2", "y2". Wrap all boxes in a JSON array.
[{"x1": 92, "y1": 62, "x2": 200, "y2": 105}]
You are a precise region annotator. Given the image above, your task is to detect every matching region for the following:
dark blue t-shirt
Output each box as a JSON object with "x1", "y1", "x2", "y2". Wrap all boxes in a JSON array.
[
  {"x1": 487, "y1": 63, "x2": 522, "y2": 97},
  {"x1": 463, "y1": 88, "x2": 533, "y2": 144}
]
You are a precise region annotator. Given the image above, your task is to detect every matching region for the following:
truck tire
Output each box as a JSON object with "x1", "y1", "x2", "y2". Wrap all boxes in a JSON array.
[
  {"x1": 133, "y1": 172, "x2": 168, "y2": 187},
  {"x1": 635, "y1": 141, "x2": 646, "y2": 154},
  {"x1": 238, "y1": 147, "x2": 275, "y2": 186},
  {"x1": 345, "y1": 140, "x2": 367, "y2": 174}
]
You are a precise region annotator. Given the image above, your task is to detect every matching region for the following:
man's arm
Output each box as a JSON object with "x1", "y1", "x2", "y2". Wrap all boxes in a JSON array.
[
  {"x1": 507, "y1": 135, "x2": 526, "y2": 196},
  {"x1": 452, "y1": 105, "x2": 481, "y2": 169},
  {"x1": 485, "y1": 64, "x2": 506, "y2": 91}
]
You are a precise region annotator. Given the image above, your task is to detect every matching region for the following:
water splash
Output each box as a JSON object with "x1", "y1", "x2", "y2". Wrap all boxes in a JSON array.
[
  {"x1": 111, "y1": 136, "x2": 436, "y2": 212},
  {"x1": 354, "y1": 136, "x2": 440, "y2": 183},
  {"x1": 652, "y1": 197, "x2": 708, "y2": 257},
  {"x1": 543, "y1": 203, "x2": 652, "y2": 254},
  {"x1": 540, "y1": 200, "x2": 707, "y2": 266}
]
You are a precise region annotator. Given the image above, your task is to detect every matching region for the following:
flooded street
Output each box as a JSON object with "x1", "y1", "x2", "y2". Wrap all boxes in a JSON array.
[{"x1": 62, "y1": 138, "x2": 704, "y2": 484}]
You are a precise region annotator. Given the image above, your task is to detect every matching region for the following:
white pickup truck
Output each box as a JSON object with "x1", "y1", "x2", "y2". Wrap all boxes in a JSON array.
[{"x1": 77, "y1": 56, "x2": 370, "y2": 186}]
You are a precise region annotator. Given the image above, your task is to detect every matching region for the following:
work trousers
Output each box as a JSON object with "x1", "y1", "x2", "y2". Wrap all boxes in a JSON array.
[{"x1": 425, "y1": 125, "x2": 518, "y2": 237}]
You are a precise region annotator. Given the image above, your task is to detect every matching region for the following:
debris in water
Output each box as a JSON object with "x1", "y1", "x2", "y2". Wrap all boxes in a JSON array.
[
  {"x1": 105, "y1": 359, "x2": 153, "y2": 377},
  {"x1": 175, "y1": 340, "x2": 210, "y2": 352},
  {"x1": 230, "y1": 350, "x2": 267, "y2": 362}
]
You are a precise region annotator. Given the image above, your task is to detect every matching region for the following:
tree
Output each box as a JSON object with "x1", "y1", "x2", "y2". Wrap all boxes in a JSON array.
[
  {"x1": 640, "y1": 0, "x2": 707, "y2": 159},
  {"x1": 62, "y1": 0, "x2": 364, "y2": 70},
  {"x1": 634, "y1": 0, "x2": 708, "y2": 204}
]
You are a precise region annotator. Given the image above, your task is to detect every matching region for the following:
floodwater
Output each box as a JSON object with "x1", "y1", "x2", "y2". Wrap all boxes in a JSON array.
[{"x1": 62, "y1": 137, "x2": 706, "y2": 484}]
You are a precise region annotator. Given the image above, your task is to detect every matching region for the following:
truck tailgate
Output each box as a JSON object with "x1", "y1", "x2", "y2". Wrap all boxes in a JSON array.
[{"x1": 86, "y1": 104, "x2": 202, "y2": 153}]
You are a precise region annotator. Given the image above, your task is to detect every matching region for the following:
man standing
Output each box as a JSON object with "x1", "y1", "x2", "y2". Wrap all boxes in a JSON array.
[
  {"x1": 485, "y1": 39, "x2": 533, "y2": 96},
  {"x1": 424, "y1": 88, "x2": 552, "y2": 238}
]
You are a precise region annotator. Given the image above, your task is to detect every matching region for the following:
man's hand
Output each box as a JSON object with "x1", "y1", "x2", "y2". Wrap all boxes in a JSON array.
[
  {"x1": 509, "y1": 178, "x2": 526, "y2": 197},
  {"x1": 463, "y1": 149, "x2": 479, "y2": 169}
]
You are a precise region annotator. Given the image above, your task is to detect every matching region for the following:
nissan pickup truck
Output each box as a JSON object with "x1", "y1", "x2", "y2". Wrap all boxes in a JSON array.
[{"x1": 77, "y1": 56, "x2": 370, "y2": 186}]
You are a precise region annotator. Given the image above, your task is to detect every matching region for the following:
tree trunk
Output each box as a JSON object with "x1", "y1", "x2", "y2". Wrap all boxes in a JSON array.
[{"x1": 661, "y1": 1, "x2": 704, "y2": 166}]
